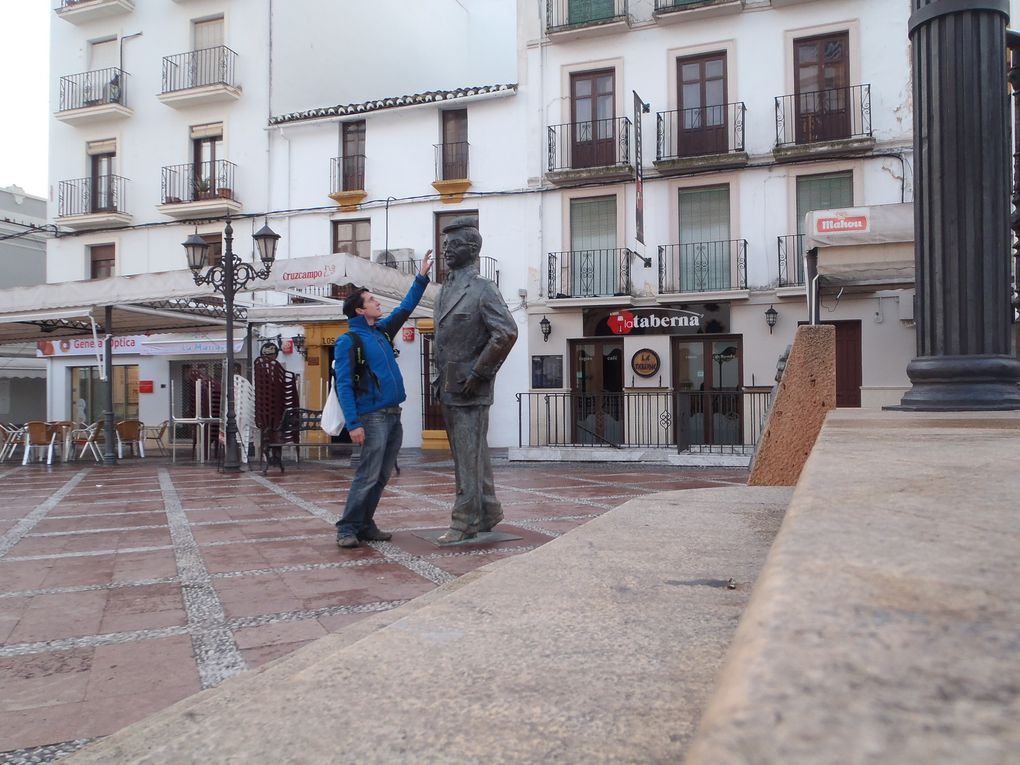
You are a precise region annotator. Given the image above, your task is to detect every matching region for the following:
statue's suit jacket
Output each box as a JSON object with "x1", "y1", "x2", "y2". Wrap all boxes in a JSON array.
[{"x1": 434, "y1": 268, "x2": 518, "y2": 407}]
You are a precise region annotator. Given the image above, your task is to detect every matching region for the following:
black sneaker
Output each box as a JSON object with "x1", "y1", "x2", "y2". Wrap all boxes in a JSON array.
[
  {"x1": 357, "y1": 528, "x2": 393, "y2": 542},
  {"x1": 337, "y1": 534, "x2": 360, "y2": 548}
]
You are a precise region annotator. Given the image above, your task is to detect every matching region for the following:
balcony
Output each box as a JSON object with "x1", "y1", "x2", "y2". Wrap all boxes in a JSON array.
[
  {"x1": 547, "y1": 117, "x2": 633, "y2": 185},
  {"x1": 55, "y1": 0, "x2": 134, "y2": 25},
  {"x1": 57, "y1": 175, "x2": 131, "y2": 230},
  {"x1": 653, "y1": 0, "x2": 742, "y2": 23},
  {"x1": 654, "y1": 102, "x2": 747, "y2": 173},
  {"x1": 658, "y1": 239, "x2": 748, "y2": 298},
  {"x1": 432, "y1": 142, "x2": 471, "y2": 203},
  {"x1": 158, "y1": 47, "x2": 240, "y2": 108},
  {"x1": 774, "y1": 84, "x2": 874, "y2": 160},
  {"x1": 328, "y1": 155, "x2": 367, "y2": 210},
  {"x1": 386, "y1": 253, "x2": 499, "y2": 286},
  {"x1": 157, "y1": 160, "x2": 241, "y2": 219},
  {"x1": 547, "y1": 248, "x2": 635, "y2": 301},
  {"x1": 777, "y1": 234, "x2": 806, "y2": 288},
  {"x1": 55, "y1": 68, "x2": 131, "y2": 125},
  {"x1": 546, "y1": 0, "x2": 629, "y2": 40}
]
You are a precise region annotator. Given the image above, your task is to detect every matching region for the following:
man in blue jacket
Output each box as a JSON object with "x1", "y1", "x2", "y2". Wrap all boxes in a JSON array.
[{"x1": 334, "y1": 250, "x2": 433, "y2": 548}]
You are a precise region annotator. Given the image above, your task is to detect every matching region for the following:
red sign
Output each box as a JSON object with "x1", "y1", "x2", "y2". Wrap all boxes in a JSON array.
[
  {"x1": 281, "y1": 339, "x2": 294, "y2": 354},
  {"x1": 402, "y1": 327, "x2": 415, "y2": 342},
  {"x1": 608, "y1": 310, "x2": 635, "y2": 335},
  {"x1": 816, "y1": 214, "x2": 868, "y2": 233},
  {"x1": 138, "y1": 380, "x2": 154, "y2": 394}
]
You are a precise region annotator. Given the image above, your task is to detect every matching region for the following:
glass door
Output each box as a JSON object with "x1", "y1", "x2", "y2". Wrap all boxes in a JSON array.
[
  {"x1": 571, "y1": 340, "x2": 623, "y2": 445},
  {"x1": 673, "y1": 338, "x2": 741, "y2": 446}
]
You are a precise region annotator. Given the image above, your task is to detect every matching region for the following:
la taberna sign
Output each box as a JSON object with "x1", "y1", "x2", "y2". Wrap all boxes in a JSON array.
[
  {"x1": 586, "y1": 304, "x2": 730, "y2": 336},
  {"x1": 608, "y1": 309, "x2": 701, "y2": 334}
]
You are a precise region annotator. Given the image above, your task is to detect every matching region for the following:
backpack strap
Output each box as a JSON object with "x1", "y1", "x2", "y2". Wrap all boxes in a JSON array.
[{"x1": 348, "y1": 331, "x2": 381, "y2": 394}]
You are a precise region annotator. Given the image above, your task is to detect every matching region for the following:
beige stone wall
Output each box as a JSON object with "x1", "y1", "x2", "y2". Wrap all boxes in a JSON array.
[{"x1": 748, "y1": 325, "x2": 836, "y2": 486}]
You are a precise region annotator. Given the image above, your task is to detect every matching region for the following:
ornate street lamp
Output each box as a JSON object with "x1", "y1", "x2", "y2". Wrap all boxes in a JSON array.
[{"x1": 183, "y1": 218, "x2": 280, "y2": 472}]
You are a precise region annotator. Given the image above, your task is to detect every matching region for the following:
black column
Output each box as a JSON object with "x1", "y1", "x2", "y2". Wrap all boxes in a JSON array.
[{"x1": 898, "y1": 0, "x2": 1020, "y2": 410}]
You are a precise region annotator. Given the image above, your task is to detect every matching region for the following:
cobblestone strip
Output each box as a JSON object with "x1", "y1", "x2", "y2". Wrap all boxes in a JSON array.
[
  {"x1": 26, "y1": 524, "x2": 169, "y2": 537},
  {"x1": 248, "y1": 474, "x2": 455, "y2": 585},
  {"x1": 0, "y1": 576, "x2": 180, "y2": 600},
  {"x1": 3, "y1": 545, "x2": 173, "y2": 562},
  {"x1": 226, "y1": 599, "x2": 407, "y2": 630},
  {"x1": 0, "y1": 737, "x2": 95, "y2": 765},
  {"x1": 157, "y1": 468, "x2": 246, "y2": 689},
  {"x1": 0, "y1": 469, "x2": 90, "y2": 559},
  {"x1": 0, "y1": 624, "x2": 192, "y2": 658}
]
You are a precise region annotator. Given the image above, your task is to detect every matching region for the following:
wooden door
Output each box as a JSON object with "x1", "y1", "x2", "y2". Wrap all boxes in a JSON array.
[
  {"x1": 794, "y1": 32, "x2": 850, "y2": 142},
  {"x1": 571, "y1": 70, "x2": 615, "y2": 169},
  {"x1": 677, "y1": 53, "x2": 727, "y2": 156}
]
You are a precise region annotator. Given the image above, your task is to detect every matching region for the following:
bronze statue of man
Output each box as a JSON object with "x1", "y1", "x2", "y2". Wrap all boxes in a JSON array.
[{"x1": 434, "y1": 217, "x2": 518, "y2": 543}]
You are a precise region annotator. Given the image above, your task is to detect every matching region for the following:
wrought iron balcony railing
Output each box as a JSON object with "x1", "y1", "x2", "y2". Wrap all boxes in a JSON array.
[
  {"x1": 547, "y1": 0, "x2": 627, "y2": 32},
  {"x1": 777, "y1": 233, "x2": 806, "y2": 287},
  {"x1": 330, "y1": 155, "x2": 366, "y2": 193},
  {"x1": 657, "y1": 101, "x2": 745, "y2": 160},
  {"x1": 58, "y1": 175, "x2": 127, "y2": 217},
  {"x1": 659, "y1": 239, "x2": 747, "y2": 294},
  {"x1": 548, "y1": 248, "x2": 633, "y2": 298},
  {"x1": 160, "y1": 160, "x2": 237, "y2": 204},
  {"x1": 434, "y1": 142, "x2": 469, "y2": 181},
  {"x1": 516, "y1": 389, "x2": 771, "y2": 451},
  {"x1": 161, "y1": 46, "x2": 238, "y2": 93},
  {"x1": 775, "y1": 83, "x2": 872, "y2": 147},
  {"x1": 386, "y1": 255, "x2": 499, "y2": 286},
  {"x1": 548, "y1": 116, "x2": 632, "y2": 172},
  {"x1": 654, "y1": 0, "x2": 735, "y2": 10},
  {"x1": 58, "y1": 67, "x2": 127, "y2": 111}
]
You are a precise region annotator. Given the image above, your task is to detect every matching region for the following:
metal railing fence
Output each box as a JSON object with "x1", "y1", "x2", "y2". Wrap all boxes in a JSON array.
[{"x1": 517, "y1": 389, "x2": 771, "y2": 451}]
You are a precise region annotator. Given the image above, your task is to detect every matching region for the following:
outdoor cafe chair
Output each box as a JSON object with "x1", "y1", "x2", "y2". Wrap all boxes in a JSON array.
[
  {"x1": 47, "y1": 420, "x2": 75, "y2": 462},
  {"x1": 21, "y1": 421, "x2": 56, "y2": 465},
  {"x1": 115, "y1": 419, "x2": 145, "y2": 458},
  {"x1": 143, "y1": 420, "x2": 169, "y2": 456},
  {"x1": 0, "y1": 423, "x2": 25, "y2": 463},
  {"x1": 73, "y1": 421, "x2": 104, "y2": 463}
]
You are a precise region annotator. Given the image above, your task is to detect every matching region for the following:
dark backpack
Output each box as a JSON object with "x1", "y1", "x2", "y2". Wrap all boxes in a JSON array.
[{"x1": 342, "y1": 329, "x2": 394, "y2": 395}]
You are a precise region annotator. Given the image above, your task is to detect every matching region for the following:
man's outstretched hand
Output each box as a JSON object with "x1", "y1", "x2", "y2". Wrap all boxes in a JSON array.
[{"x1": 419, "y1": 249, "x2": 434, "y2": 277}]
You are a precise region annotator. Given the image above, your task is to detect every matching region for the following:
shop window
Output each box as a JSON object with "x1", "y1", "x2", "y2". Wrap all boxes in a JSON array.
[
  {"x1": 531, "y1": 355, "x2": 564, "y2": 389},
  {"x1": 70, "y1": 364, "x2": 138, "y2": 423}
]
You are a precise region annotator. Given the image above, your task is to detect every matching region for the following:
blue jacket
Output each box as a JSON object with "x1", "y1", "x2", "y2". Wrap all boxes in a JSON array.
[{"x1": 333, "y1": 274, "x2": 428, "y2": 431}]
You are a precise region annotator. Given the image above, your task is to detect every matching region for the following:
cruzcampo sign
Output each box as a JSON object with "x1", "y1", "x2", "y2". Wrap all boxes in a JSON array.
[{"x1": 584, "y1": 304, "x2": 731, "y2": 336}]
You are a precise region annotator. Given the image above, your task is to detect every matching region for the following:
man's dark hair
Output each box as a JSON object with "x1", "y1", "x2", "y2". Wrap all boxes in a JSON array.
[{"x1": 343, "y1": 288, "x2": 368, "y2": 319}]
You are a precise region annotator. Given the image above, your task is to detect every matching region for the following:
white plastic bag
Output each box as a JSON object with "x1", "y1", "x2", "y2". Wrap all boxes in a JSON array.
[{"x1": 320, "y1": 387, "x2": 345, "y2": 436}]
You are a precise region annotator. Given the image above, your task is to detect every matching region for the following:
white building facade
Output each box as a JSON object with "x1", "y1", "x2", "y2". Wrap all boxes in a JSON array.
[{"x1": 40, "y1": 0, "x2": 1015, "y2": 456}]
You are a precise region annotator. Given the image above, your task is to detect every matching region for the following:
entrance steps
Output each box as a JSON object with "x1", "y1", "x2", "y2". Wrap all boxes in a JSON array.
[{"x1": 508, "y1": 445, "x2": 753, "y2": 467}]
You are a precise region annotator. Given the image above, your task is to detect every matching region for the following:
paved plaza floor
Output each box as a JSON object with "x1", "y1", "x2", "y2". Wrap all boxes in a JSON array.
[{"x1": 0, "y1": 451, "x2": 747, "y2": 763}]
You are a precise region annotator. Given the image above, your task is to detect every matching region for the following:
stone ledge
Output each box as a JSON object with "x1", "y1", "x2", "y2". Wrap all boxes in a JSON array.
[{"x1": 686, "y1": 408, "x2": 1020, "y2": 764}]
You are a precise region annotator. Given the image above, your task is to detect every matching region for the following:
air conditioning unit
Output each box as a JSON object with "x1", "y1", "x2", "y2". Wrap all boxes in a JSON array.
[{"x1": 372, "y1": 248, "x2": 414, "y2": 269}]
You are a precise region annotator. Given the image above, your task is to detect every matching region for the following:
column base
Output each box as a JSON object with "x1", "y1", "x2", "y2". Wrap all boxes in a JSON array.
[{"x1": 890, "y1": 355, "x2": 1020, "y2": 411}]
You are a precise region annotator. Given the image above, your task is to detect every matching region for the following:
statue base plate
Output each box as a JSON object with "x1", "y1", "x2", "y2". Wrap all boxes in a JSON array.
[{"x1": 413, "y1": 529, "x2": 523, "y2": 547}]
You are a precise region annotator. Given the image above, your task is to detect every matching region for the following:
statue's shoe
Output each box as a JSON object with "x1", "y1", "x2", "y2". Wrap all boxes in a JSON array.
[{"x1": 437, "y1": 529, "x2": 477, "y2": 544}]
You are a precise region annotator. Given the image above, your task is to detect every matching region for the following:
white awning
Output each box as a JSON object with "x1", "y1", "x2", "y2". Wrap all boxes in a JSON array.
[{"x1": 0, "y1": 252, "x2": 438, "y2": 345}]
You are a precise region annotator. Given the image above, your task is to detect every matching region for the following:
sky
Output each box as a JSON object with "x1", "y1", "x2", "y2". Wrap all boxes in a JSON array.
[{"x1": 0, "y1": 3, "x2": 50, "y2": 198}]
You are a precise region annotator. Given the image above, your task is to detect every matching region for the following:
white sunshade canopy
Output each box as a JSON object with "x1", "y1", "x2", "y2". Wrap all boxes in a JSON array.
[{"x1": 0, "y1": 253, "x2": 438, "y2": 346}]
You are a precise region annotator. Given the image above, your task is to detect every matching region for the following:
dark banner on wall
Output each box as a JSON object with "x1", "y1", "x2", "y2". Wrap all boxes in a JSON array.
[
  {"x1": 584, "y1": 303, "x2": 732, "y2": 337},
  {"x1": 633, "y1": 90, "x2": 646, "y2": 246}
]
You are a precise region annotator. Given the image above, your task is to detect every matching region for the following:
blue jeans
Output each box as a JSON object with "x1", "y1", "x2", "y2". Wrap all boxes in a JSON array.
[{"x1": 336, "y1": 408, "x2": 402, "y2": 537}]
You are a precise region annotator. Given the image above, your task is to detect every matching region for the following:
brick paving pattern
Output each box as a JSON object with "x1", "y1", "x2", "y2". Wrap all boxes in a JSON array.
[{"x1": 0, "y1": 453, "x2": 747, "y2": 763}]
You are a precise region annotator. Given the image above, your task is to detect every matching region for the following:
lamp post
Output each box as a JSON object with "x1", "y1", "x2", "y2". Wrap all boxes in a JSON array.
[{"x1": 183, "y1": 218, "x2": 280, "y2": 472}]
